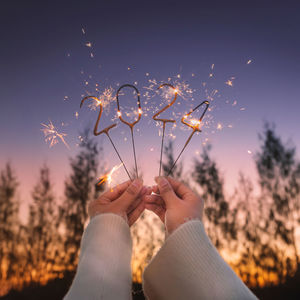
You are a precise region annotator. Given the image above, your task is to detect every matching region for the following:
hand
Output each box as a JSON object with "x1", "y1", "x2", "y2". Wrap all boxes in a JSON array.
[
  {"x1": 144, "y1": 176, "x2": 204, "y2": 236},
  {"x1": 88, "y1": 179, "x2": 150, "y2": 226}
]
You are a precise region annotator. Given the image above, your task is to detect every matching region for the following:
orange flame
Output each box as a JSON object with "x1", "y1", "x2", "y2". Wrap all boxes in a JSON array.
[{"x1": 96, "y1": 163, "x2": 123, "y2": 186}]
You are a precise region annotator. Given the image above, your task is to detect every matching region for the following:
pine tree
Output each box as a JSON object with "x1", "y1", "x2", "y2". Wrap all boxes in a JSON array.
[
  {"x1": 255, "y1": 123, "x2": 300, "y2": 281},
  {"x1": 193, "y1": 145, "x2": 237, "y2": 249},
  {"x1": 0, "y1": 163, "x2": 19, "y2": 284},
  {"x1": 25, "y1": 164, "x2": 62, "y2": 283},
  {"x1": 60, "y1": 130, "x2": 104, "y2": 272},
  {"x1": 233, "y1": 173, "x2": 262, "y2": 286}
]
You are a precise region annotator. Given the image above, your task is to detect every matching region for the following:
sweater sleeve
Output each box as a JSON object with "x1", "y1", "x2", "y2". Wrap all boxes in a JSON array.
[
  {"x1": 143, "y1": 220, "x2": 258, "y2": 300},
  {"x1": 64, "y1": 213, "x2": 133, "y2": 300}
]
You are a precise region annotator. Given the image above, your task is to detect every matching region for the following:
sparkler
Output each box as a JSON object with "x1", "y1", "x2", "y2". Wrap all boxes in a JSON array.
[
  {"x1": 152, "y1": 83, "x2": 178, "y2": 176},
  {"x1": 167, "y1": 100, "x2": 210, "y2": 176},
  {"x1": 80, "y1": 96, "x2": 132, "y2": 181},
  {"x1": 41, "y1": 120, "x2": 70, "y2": 149},
  {"x1": 96, "y1": 163, "x2": 123, "y2": 186},
  {"x1": 116, "y1": 84, "x2": 142, "y2": 179}
]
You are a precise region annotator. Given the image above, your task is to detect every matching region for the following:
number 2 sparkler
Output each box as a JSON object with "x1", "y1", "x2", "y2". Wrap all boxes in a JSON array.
[
  {"x1": 152, "y1": 83, "x2": 178, "y2": 176},
  {"x1": 80, "y1": 96, "x2": 132, "y2": 181}
]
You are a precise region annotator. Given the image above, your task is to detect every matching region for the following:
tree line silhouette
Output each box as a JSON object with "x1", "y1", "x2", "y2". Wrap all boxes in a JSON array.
[{"x1": 0, "y1": 123, "x2": 299, "y2": 299}]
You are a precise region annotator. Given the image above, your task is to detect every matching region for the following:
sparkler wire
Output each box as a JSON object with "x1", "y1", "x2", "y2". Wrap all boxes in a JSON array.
[
  {"x1": 105, "y1": 133, "x2": 132, "y2": 181},
  {"x1": 167, "y1": 100, "x2": 210, "y2": 176},
  {"x1": 116, "y1": 84, "x2": 142, "y2": 179},
  {"x1": 159, "y1": 122, "x2": 166, "y2": 176},
  {"x1": 80, "y1": 96, "x2": 132, "y2": 181}
]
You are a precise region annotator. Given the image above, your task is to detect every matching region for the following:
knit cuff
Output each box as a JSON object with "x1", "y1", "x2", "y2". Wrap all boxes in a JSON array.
[
  {"x1": 64, "y1": 213, "x2": 133, "y2": 300},
  {"x1": 80, "y1": 213, "x2": 132, "y2": 258},
  {"x1": 143, "y1": 220, "x2": 257, "y2": 300}
]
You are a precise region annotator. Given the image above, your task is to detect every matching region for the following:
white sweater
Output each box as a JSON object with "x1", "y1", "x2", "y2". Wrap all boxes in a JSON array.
[{"x1": 64, "y1": 213, "x2": 257, "y2": 300}]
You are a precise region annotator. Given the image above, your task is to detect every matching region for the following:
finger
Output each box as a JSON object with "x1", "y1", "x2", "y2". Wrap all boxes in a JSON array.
[
  {"x1": 151, "y1": 185, "x2": 159, "y2": 194},
  {"x1": 145, "y1": 203, "x2": 165, "y2": 222},
  {"x1": 127, "y1": 196, "x2": 142, "y2": 214},
  {"x1": 128, "y1": 201, "x2": 145, "y2": 226},
  {"x1": 116, "y1": 178, "x2": 143, "y2": 209},
  {"x1": 165, "y1": 177, "x2": 191, "y2": 199},
  {"x1": 143, "y1": 194, "x2": 165, "y2": 208},
  {"x1": 154, "y1": 176, "x2": 178, "y2": 207},
  {"x1": 101, "y1": 180, "x2": 131, "y2": 202},
  {"x1": 127, "y1": 186, "x2": 151, "y2": 215}
]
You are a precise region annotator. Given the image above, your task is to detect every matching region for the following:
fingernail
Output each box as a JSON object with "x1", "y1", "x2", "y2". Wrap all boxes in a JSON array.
[
  {"x1": 132, "y1": 178, "x2": 143, "y2": 188},
  {"x1": 155, "y1": 176, "x2": 168, "y2": 187}
]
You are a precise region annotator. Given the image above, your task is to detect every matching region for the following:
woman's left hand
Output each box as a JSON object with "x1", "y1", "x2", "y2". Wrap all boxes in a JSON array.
[{"x1": 88, "y1": 179, "x2": 150, "y2": 226}]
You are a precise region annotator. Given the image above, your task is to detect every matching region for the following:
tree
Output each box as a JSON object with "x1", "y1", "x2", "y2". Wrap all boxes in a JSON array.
[
  {"x1": 25, "y1": 164, "x2": 62, "y2": 283},
  {"x1": 60, "y1": 130, "x2": 104, "y2": 272},
  {"x1": 162, "y1": 141, "x2": 183, "y2": 179},
  {"x1": 193, "y1": 145, "x2": 237, "y2": 249},
  {"x1": 0, "y1": 163, "x2": 19, "y2": 285},
  {"x1": 233, "y1": 173, "x2": 263, "y2": 286},
  {"x1": 255, "y1": 123, "x2": 300, "y2": 281}
]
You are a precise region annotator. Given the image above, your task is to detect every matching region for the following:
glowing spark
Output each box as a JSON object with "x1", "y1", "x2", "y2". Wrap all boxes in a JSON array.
[
  {"x1": 138, "y1": 108, "x2": 143, "y2": 115},
  {"x1": 86, "y1": 87, "x2": 114, "y2": 111},
  {"x1": 90, "y1": 53, "x2": 94, "y2": 58},
  {"x1": 217, "y1": 123, "x2": 223, "y2": 130},
  {"x1": 240, "y1": 107, "x2": 246, "y2": 111},
  {"x1": 211, "y1": 64, "x2": 215, "y2": 70},
  {"x1": 247, "y1": 150, "x2": 252, "y2": 154},
  {"x1": 225, "y1": 79, "x2": 233, "y2": 86},
  {"x1": 41, "y1": 120, "x2": 70, "y2": 149},
  {"x1": 96, "y1": 164, "x2": 123, "y2": 186},
  {"x1": 117, "y1": 111, "x2": 122, "y2": 117},
  {"x1": 85, "y1": 42, "x2": 92, "y2": 47},
  {"x1": 150, "y1": 147, "x2": 154, "y2": 152},
  {"x1": 191, "y1": 119, "x2": 201, "y2": 126},
  {"x1": 82, "y1": 28, "x2": 86, "y2": 34},
  {"x1": 247, "y1": 59, "x2": 252, "y2": 64},
  {"x1": 75, "y1": 111, "x2": 79, "y2": 119}
]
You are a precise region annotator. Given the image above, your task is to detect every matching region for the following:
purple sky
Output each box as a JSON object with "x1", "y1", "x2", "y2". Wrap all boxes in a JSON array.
[{"x1": 1, "y1": 0, "x2": 300, "y2": 218}]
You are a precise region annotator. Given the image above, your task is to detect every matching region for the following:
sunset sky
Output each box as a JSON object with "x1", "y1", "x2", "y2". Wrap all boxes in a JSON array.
[{"x1": 1, "y1": 0, "x2": 300, "y2": 219}]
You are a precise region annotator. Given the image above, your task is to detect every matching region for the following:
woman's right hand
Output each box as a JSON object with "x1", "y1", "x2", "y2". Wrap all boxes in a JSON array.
[{"x1": 144, "y1": 176, "x2": 204, "y2": 237}]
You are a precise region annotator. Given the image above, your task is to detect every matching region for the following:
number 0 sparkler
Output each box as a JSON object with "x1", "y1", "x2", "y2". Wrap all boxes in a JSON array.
[
  {"x1": 80, "y1": 96, "x2": 132, "y2": 181},
  {"x1": 116, "y1": 84, "x2": 142, "y2": 179},
  {"x1": 167, "y1": 100, "x2": 210, "y2": 176}
]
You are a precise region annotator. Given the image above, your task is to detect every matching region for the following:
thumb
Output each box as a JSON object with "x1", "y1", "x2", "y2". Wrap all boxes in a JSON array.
[
  {"x1": 116, "y1": 178, "x2": 143, "y2": 209},
  {"x1": 155, "y1": 176, "x2": 178, "y2": 207}
]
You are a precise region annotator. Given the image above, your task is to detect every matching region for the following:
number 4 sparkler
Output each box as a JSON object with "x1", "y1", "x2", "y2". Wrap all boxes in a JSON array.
[{"x1": 167, "y1": 100, "x2": 210, "y2": 176}]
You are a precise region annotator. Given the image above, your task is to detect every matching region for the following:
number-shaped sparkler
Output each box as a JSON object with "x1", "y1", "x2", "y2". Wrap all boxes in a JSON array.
[
  {"x1": 152, "y1": 83, "x2": 178, "y2": 176},
  {"x1": 116, "y1": 84, "x2": 142, "y2": 179},
  {"x1": 167, "y1": 100, "x2": 210, "y2": 176},
  {"x1": 80, "y1": 96, "x2": 132, "y2": 181}
]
